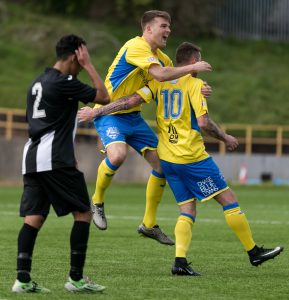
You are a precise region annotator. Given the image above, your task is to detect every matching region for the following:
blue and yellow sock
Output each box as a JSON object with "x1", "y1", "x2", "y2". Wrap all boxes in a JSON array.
[
  {"x1": 175, "y1": 214, "x2": 195, "y2": 258},
  {"x1": 223, "y1": 202, "x2": 256, "y2": 251},
  {"x1": 92, "y1": 158, "x2": 118, "y2": 205},
  {"x1": 142, "y1": 170, "x2": 166, "y2": 228}
]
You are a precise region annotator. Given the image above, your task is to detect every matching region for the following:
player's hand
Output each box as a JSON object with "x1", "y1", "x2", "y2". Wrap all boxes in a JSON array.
[
  {"x1": 75, "y1": 44, "x2": 91, "y2": 68},
  {"x1": 224, "y1": 134, "x2": 239, "y2": 152},
  {"x1": 77, "y1": 106, "x2": 95, "y2": 123},
  {"x1": 191, "y1": 61, "x2": 212, "y2": 73},
  {"x1": 201, "y1": 81, "x2": 212, "y2": 98}
]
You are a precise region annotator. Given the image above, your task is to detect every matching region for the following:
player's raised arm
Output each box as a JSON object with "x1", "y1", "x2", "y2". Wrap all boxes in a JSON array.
[
  {"x1": 78, "y1": 93, "x2": 144, "y2": 122},
  {"x1": 75, "y1": 45, "x2": 110, "y2": 104},
  {"x1": 148, "y1": 61, "x2": 212, "y2": 82}
]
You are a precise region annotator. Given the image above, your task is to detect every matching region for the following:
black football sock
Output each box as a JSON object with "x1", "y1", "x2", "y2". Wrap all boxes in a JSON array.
[
  {"x1": 69, "y1": 221, "x2": 90, "y2": 281},
  {"x1": 17, "y1": 223, "x2": 39, "y2": 283}
]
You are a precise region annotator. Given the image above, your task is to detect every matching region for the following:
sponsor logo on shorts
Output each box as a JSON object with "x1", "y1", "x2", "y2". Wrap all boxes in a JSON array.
[
  {"x1": 197, "y1": 176, "x2": 219, "y2": 197},
  {"x1": 106, "y1": 127, "x2": 119, "y2": 139},
  {"x1": 219, "y1": 172, "x2": 225, "y2": 181}
]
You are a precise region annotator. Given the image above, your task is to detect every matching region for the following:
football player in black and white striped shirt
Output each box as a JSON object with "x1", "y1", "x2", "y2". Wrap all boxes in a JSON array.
[{"x1": 12, "y1": 34, "x2": 109, "y2": 293}]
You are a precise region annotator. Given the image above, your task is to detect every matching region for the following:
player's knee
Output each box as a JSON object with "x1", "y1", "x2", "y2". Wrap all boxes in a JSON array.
[
  {"x1": 73, "y1": 210, "x2": 92, "y2": 222},
  {"x1": 108, "y1": 154, "x2": 125, "y2": 166},
  {"x1": 152, "y1": 165, "x2": 162, "y2": 174},
  {"x1": 107, "y1": 147, "x2": 127, "y2": 166},
  {"x1": 24, "y1": 215, "x2": 46, "y2": 229},
  {"x1": 179, "y1": 201, "x2": 196, "y2": 217},
  {"x1": 215, "y1": 188, "x2": 238, "y2": 206},
  {"x1": 144, "y1": 150, "x2": 162, "y2": 172}
]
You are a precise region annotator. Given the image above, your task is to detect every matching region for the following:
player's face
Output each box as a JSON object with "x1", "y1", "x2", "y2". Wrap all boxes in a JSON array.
[{"x1": 149, "y1": 17, "x2": 171, "y2": 49}]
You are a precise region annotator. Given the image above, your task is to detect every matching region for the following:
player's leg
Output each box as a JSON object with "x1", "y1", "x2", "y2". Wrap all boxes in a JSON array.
[
  {"x1": 128, "y1": 115, "x2": 173, "y2": 245},
  {"x1": 142, "y1": 149, "x2": 165, "y2": 227},
  {"x1": 64, "y1": 210, "x2": 105, "y2": 293},
  {"x1": 215, "y1": 188, "x2": 283, "y2": 266},
  {"x1": 215, "y1": 189, "x2": 256, "y2": 251},
  {"x1": 138, "y1": 149, "x2": 174, "y2": 245},
  {"x1": 92, "y1": 115, "x2": 129, "y2": 230},
  {"x1": 12, "y1": 174, "x2": 50, "y2": 293},
  {"x1": 172, "y1": 201, "x2": 200, "y2": 276},
  {"x1": 92, "y1": 142, "x2": 127, "y2": 206},
  {"x1": 176, "y1": 156, "x2": 281, "y2": 268},
  {"x1": 40, "y1": 167, "x2": 105, "y2": 293},
  {"x1": 68, "y1": 210, "x2": 91, "y2": 284},
  {"x1": 160, "y1": 160, "x2": 200, "y2": 275},
  {"x1": 91, "y1": 143, "x2": 127, "y2": 230}
]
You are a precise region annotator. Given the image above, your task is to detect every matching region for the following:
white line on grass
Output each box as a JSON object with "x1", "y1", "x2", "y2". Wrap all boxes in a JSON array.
[{"x1": 1, "y1": 211, "x2": 289, "y2": 225}]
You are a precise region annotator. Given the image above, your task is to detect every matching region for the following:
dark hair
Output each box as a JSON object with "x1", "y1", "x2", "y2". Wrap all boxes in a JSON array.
[
  {"x1": 176, "y1": 42, "x2": 201, "y2": 65},
  {"x1": 55, "y1": 34, "x2": 86, "y2": 60},
  {"x1": 141, "y1": 10, "x2": 171, "y2": 30}
]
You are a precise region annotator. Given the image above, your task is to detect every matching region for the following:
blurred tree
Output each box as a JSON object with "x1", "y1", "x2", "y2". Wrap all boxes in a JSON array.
[
  {"x1": 8, "y1": 0, "x2": 222, "y2": 37},
  {"x1": 165, "y1": 0, "x2": 223, "y2": 37},
  {"x1": 22, "y1": 0, "x2": 91, "y2": 17},
  {"x1": 89, "y1": 0, "x2": 221, "y2": 38}
]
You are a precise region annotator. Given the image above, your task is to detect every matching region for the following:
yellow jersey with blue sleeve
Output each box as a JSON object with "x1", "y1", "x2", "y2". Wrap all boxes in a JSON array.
[
  {"x1": 94, "y1": 36, "x2": 173, "y2": 114},
  {"x1": 137, "y1": 75, "x2": 209, "y2": 164}
]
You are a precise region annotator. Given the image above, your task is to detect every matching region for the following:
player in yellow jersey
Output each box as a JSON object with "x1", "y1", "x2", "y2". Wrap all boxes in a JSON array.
[
  {"x1": 79, "y1": 42, "x2": 283, "y2": 275},
  {"x1": 90, "y1": 10, "x2": 212, "y2": 245}
]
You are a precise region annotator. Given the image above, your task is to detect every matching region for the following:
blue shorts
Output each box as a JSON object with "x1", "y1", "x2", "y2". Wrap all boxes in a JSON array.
[
  {"x1": 93, "y1": 112, "x2": 158, "y2": 154},
  {"x1": 160, "y1": 157, "x2": 228, "y2": 204}
]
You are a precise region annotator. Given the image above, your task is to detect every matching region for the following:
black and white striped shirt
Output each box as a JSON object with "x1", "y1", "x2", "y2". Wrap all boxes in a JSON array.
[{"x1": 22, "y1": 67, "x2": 96, "y2": 174}]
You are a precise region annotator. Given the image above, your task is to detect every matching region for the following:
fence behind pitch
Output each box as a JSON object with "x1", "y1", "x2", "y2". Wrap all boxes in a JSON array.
[{"x1": 215, "y1": 0, "x2": 289, "y2": 41}]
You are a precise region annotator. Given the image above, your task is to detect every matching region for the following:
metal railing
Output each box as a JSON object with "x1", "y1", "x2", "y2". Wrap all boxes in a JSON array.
[
  {"x1": 215, "y1": 0, "x2": 289, "y2": 41},
  {"x1": 1, "y1": 107, "x2": 289, "y2": 156}
]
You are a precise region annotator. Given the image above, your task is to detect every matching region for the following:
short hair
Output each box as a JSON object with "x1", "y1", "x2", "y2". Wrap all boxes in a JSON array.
[
  {"x1": 176, "y1": 42, "x2": 201, "y2": 65},
  {"x1": 55, "y1": 34, "x2": 86, "y2": 60},
  {"x1": 141, "y1": 10, "x2": 171, "y2": 30}
]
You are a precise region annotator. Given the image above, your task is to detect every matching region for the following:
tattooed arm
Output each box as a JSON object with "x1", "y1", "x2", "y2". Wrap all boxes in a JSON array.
[
  {"x1": 78, "y1": 93, "x2": 144, "y2": 122},
  {"x1": 197, "y1": 114, "x2": 239, "y2": 151}
]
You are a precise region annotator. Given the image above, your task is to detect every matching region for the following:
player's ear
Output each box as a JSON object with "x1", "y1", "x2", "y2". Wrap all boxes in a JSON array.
[
  {"x1": 190, "y1": 58, "x2": 197, "y2": 65},
  {"x1": 145, "y1": 23, "x2": 152, "y2": 34},
  {"x1": 71, "y1": 54, "x2": 76, "y2": 62}
]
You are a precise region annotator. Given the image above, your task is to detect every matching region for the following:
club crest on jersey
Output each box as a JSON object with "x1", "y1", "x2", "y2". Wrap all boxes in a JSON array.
[
  {"x1": 106, "y1": 127, "x2": 119, "y2": 139},
  {"x1": 168, "y1": 124, "x2": 178, "y2": 144},
  {"x1": 147, "y1": 57, "x2": 158, "y2": 62},
  {"x1": 197, "y1": 176, "x2": 219, "y2": 197}
]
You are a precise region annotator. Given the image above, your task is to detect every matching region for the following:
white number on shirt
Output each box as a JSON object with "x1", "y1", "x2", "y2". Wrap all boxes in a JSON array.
[{"x1": 32, "y1": 82, "x2": 46, "y2": 119}]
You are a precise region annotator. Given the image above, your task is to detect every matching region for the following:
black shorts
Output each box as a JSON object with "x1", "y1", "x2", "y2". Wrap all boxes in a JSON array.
[{"x1": 20, "y1": 167, "x2": 91, "y2": 217}]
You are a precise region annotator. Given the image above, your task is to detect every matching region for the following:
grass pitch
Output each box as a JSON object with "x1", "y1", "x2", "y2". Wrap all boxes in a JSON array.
[{"x1": 0, "y1": 184, "x2": 288, "y2": 300}]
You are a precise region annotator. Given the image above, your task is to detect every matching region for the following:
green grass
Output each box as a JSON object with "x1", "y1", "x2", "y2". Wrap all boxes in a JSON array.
[
  {"x1": 1, "y1": 2, "x2": 289, "y2": 124},
  {"x1": 0, "y1": 184, "x2": 288, "y2": 299}
]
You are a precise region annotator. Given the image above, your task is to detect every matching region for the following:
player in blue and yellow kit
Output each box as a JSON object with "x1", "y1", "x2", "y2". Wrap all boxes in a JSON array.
[
  {"x1": 91, "y1": 10, "x2": 212, "y2": 245},
  {"x1": 79, "y1": 42, "x2": 283, "y2": 275}
]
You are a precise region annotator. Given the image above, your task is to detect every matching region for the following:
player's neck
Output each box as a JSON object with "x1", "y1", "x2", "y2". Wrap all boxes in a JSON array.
[
  {"x1": 53, "y1": 61, "x2": 70, "y2": 75},
  {"x1": 142, "y1": 35, "x2": 158, "y2": 54}
]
